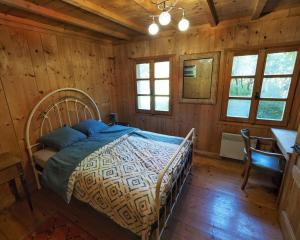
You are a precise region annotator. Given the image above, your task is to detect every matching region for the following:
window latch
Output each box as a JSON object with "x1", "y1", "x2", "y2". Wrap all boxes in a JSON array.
[{"x1": 254, "y1": 92, "x2": 260, "y2": 99}]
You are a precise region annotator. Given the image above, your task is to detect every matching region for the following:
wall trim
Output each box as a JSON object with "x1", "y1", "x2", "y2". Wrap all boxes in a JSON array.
[{"x1": 194, "y1": 149, "x2": 220, "y2": 159}]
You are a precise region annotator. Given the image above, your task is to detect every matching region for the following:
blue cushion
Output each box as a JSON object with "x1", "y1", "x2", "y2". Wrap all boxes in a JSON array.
[
  {"x1": 38, "y1": 126, "x2": 86, "y2": 150},
  {"x1": 72, "y1": 120, "x2": 109, "y2": 136}
]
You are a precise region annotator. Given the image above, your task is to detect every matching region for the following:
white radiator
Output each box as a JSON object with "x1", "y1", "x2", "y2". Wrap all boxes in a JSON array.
[{"x1": 219, "y1": 132, "x2": 257, "y2": 161}]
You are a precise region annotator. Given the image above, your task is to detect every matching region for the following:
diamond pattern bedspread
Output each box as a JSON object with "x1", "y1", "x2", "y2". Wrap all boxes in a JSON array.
[{"x1": 66, "y1": 133, "x2": 189, "y2": 238}]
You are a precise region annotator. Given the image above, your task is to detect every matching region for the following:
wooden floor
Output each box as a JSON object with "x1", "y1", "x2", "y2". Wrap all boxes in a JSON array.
[{"x1": 0, "y1": 155, "x2": 283, "y2": 240}]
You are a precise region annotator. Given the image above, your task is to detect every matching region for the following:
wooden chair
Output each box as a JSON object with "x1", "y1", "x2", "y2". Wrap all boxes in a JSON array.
[{"x1": 240, "y1": 129, "x2": 285, "y2": 190}]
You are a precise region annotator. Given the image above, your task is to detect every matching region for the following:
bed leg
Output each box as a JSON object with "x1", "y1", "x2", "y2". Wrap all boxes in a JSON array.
[{"x1": 141, "y1": 232, "x2": 151, "y2": 240}]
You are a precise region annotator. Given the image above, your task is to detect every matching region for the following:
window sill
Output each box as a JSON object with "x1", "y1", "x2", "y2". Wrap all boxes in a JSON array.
[
  {"x1": 135, "y1": 111, "x2": 173, "y2": 119},
  {"x1": 217, "y1": 119, "x2": 288, "y2": 128}
]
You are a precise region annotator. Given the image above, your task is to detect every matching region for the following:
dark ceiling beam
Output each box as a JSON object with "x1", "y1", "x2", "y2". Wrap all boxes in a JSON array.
[
  {"x1": 252, "y1": 0, "x2": 269, "y2": 20},
  {"x1": 61, "y1": 0, "x2": 146, "y2": 34},
  {"x1": 0, "y1": 0, "x2": 130, "y2": 40},
  {"x1": 205, "y1": 0, "x2": 219, "y2": 27}
]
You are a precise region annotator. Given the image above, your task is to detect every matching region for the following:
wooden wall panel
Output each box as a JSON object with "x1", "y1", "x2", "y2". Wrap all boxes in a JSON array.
[
  {"x1": 114, "y1": 14, "x2": 300, "y2": 156},
  {"x1": 0, "y1": 21, "x2": 115, "y2": 208}
]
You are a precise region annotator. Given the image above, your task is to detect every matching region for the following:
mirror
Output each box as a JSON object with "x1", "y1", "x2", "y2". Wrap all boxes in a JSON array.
[{"x1": 179, "y1": 52, "x2": 220, "y2": 104}]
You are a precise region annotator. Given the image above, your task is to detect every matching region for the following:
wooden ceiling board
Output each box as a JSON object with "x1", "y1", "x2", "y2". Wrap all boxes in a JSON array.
[
  {"x1": 24, "y1": 0, "x2": 139, "y2": 36},
  {"x1": 264, "y1": 0, "x2": 300, "y2": 13},
  {"x1": 171, "y1": 0, "x2": 212, "y2": 26},
  {"x1": 214, "y1": 0, "x2": 256, "y2": 21},
  {"x1": 0, "y1": 0, "x2": 300, "y2": 41},
  {"x1": 91, "y1": 0, "x2": 151, "y2": 18}
]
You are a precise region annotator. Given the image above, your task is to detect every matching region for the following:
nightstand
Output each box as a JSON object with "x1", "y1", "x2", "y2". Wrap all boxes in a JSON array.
[
  {"x1": 0, "y1": 152, "x2": 33, "y2": 211},
  {"x1": 114, "y1": 122, "x2": 130, "y2": 126},
  {"x1": 108, "y1": 122, "x2": 130, "y2": 127}
]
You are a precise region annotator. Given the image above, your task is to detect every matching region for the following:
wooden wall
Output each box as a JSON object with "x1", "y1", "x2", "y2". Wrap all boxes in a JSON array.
[
  {"x1": 114, "y1": 10, "x2": 300, "y2": 156},
  {"x1": 0, "y1": 19, "x2": 116, "y2": 208}
]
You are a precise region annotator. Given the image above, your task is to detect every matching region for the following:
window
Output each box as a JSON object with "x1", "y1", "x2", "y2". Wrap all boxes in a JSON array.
[
  {"x1": 135, "y1": 58, "x2": 171, "y2": 114},
  {"x1": 222, "y1": 47, "x2": 299, "y2": 126}
]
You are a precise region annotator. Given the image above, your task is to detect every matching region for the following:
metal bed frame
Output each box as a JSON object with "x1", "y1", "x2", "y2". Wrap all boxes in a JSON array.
[{"x1": 25, "y1": 88, "x2": 195, "y2": 240}]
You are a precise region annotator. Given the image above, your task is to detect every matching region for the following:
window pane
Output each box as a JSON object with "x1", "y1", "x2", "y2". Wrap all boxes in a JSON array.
[
  {"x1": 155, "y1": 80, "x2": 169, "y2": 95},
  {"x1": 264, "y1": 51, "x2": 297, "y2": 75},
  {"x1": 260, "y1": 77, "x2": 291, "y2": 99},
  {"x1": 137, "y1": 80, "x2": 150, "y2": 94},
  {"x1": 232, "y1": 55, "x2": 258, "y2": 76},
  {"x1": 257, "y1": 101, "x2": 286, "y2": 121},
  {"x1": 137, "y1": 96, "x2": 150, "y2": 110},
  {"x1": 229, "y1": 78, "x2": 254, "y2": 97},
  {"x1": 227, "y1": 99, "x2": 251, "y2": 118},
  {"x1": 155, "y1": 61, "x2": 170, "y2": 78},
  {"x1": 136, "y1": 63, "x2": 150, "y2": 79},
  {"x1": 155, "y1": 96, "x2": 169, "y2": 111}
]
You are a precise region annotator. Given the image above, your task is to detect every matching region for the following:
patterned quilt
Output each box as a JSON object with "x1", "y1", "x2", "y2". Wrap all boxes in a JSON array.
[{"x1": 66, "y1": 133, "x2": 190, "y2": 238}]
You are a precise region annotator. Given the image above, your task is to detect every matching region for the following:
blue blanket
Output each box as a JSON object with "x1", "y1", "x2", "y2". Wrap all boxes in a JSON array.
[{"x1": 42, "y1": 125, "x2": 184, "y2": 202}]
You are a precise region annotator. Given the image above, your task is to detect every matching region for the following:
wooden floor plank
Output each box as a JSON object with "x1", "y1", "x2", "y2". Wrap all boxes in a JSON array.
[{"x1": 0, "y1": 155, "x2": 282, "y2": 240}]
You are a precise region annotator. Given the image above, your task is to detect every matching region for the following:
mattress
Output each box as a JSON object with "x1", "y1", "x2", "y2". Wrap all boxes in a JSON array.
[
  {"x1": 33, "y1": 148, "x2": 57, "y2": 168},
  {"x1": 66, "y1": 132, "x2": 190, "y2": 238}
]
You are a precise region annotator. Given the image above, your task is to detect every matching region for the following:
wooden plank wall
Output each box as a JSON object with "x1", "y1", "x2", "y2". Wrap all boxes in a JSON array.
[
  {"x1": 114, "y1": 10, "x2": 300, "y2": 156},
  {"x1": 0, "y1": 20, "x2": 116, "y2": 208}
]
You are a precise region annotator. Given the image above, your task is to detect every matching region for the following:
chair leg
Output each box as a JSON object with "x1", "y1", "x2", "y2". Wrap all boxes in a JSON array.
[
  {"x1": 241, "y1": 167, "x2": 246, "y2": 177},
  {"x1": 20, "y1": 175, "x2": 33, "y2": 211},
  {"x1": 241, "y1": 165, "x2": 251, "y2": 190},
  {"x1": 9, "y1": 179, "x2": 20, "y2": 200}
]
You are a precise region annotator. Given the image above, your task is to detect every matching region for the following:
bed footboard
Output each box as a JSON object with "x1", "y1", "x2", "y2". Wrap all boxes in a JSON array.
[{"x1": 153, "y1": 128, "x2": 195, "y2": 240}]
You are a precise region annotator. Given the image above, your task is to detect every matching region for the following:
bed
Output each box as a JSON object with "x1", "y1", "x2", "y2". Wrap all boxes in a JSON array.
[{"x1": 25, "y1": 88, "x2": 195, "y2": 240}]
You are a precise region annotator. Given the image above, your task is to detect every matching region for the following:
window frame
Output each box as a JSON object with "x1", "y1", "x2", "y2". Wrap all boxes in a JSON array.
[
  {"x1": 221, "y1": 46, "x2": 300, "y2": 126},
  {"x1": 134, "y1": 56, "x2": 172, "y2": 115}
]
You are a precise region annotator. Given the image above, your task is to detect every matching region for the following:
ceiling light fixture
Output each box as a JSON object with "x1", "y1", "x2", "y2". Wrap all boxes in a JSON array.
[
  {"x1": 178, "y1": 8, "x2": 189, "y2": 31},
  {"x1": 148, "y1": 16, "x2": 159, "y2": 35},
  {"x1": 159, "y1": 11, "x2": 171, "y2": 26},
  {"x1": 147, "y1": 0, "x2": 190, "y2": 36}
]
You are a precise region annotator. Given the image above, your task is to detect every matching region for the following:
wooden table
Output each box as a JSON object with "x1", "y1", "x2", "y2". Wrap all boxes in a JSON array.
[
  {"x1": 277, "y1": 125, "x2": 300, "y2": 240},
  {"x1": 0, "y1": 152, "x2": 33, "y2": 211},
  {"x1": 271, "y1": 128, "x2": 297, "y2": 161},
  {"x1": 271, "y1": 128, "x2": 297, "y2": 204}
]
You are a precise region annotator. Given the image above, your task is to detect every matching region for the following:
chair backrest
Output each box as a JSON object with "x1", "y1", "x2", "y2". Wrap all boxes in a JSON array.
[{"x1": 241, "y1": 128, "x2": 251, "y2": 162}]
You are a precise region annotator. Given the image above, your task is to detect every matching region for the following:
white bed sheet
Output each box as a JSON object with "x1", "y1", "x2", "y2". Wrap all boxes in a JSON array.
[{"x1": 33, "y1": 148, "x2": 57, "y2": 168}]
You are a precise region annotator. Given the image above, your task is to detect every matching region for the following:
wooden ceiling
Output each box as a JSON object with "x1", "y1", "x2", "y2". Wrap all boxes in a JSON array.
[{"x1": 0, "y1": 0, "x2": 299, "y2": 42}]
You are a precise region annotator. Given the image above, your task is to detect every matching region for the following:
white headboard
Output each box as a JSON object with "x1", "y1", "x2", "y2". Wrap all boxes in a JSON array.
[{"x1": 25, "y1": 88, "x2": 101, "y2": 189}]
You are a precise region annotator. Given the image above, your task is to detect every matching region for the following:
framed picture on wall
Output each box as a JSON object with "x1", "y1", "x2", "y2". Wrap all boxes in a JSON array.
[{"x1": 179, "y1": 52, "x2": 220, "y2": 104}]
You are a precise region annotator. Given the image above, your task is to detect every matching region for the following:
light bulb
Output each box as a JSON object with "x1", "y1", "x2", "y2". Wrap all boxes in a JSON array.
[
  {"x1": 159, "y1": 11, "x2": 171, "y2": 26},
  {"x1": 178, "y1": 18, "x2": 189, "y2": 31},
  {"x1": 148, "y1": 22, "x2": 159, "y2": 35}
]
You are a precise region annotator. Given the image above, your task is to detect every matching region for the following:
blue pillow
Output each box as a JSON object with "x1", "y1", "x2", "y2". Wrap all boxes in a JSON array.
[
  {"x1": 72, "y1": 120, "x2": 109, "y2": 136},
  {"x1": 38, "y1": 126, "x2": 86, "y2": 150}
]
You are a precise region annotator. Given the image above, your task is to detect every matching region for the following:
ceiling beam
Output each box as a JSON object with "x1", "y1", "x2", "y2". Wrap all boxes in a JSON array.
[
  {"x1": 61, "y1": 0, "x2": 146, "y2": 34},
  {"x1": 0, "y1": 0, "x2": 130, "y2": 40},
  {"x1": 252, "y1": 0, "x2": 269, "y2": 20},
  {"x1": 205, "y1": 0, "x2": 219, "y2": 27},
  {"x1": 0, "y1": 12, "x2": 112, "y2": 44}
]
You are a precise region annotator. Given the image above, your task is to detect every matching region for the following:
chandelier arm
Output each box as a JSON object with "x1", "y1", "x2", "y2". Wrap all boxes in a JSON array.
[{"x1": 151, "y1": 0, "x2": 179, "y2": 11}]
